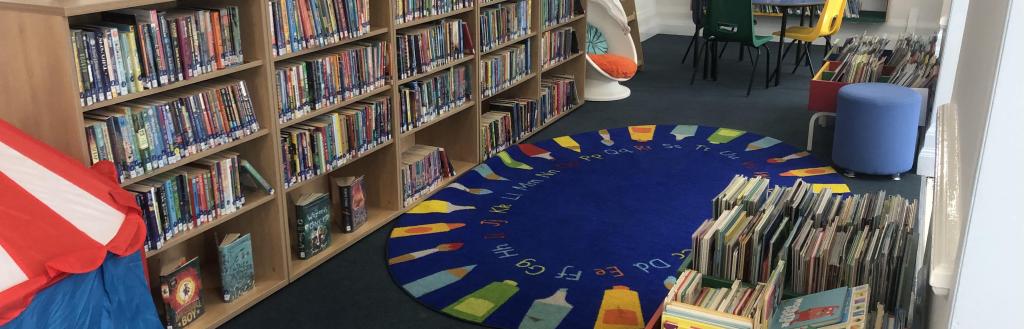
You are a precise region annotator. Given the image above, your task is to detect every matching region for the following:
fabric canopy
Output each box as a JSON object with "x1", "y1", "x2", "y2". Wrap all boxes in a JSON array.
[{"x1": 0, "y1": 119, "x2": 147, "y2": 325}]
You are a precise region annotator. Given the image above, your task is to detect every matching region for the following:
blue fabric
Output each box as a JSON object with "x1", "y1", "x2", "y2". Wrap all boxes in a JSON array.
[
  {"x1": 4, "y1": 251, "x2": 162, "y2": 329},
  {"x1": 387, "y1": 125, "x2": 845, "y2": 329},
  {"x1": 832, "y1": 83, "x2": 922, "y2": 175}
]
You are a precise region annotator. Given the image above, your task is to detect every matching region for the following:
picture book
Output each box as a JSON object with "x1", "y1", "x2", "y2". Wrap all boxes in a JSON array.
[
  {"x1": 159, "y1": 257, "x2": 204, "y2": 329},
  {"x1": 218, "y1": 232, "x2": 255, "y2": 302},
  {"x1": 295, "y1": 192, "x2": 331, "y2": 259},
  {"x1": 332, "y1": 175, "x2": 367, "y2": 233},
  {"x1": 771, "y1": 287, "x2": 850, "y2": 329}
]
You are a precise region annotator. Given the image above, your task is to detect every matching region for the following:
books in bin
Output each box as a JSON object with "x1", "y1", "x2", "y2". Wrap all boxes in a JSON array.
[
  {"x1": 159, "y1": 257, "x2": 204, "y2": 329},
  {"x1": 295, "y1": 193, "x2": 332, "y2": 259},
  {"x1": 332, "y1": 176, "x2": 368, "y2": 233},
  {"x1": 218, "y1": 233, "x2": 255, "y2": 303},
  {"x1": 771, "y1": 285, "x2": 870, "y2": 329},
  {"x1": 662, "y1": 262, "x2": 786, "y2": 329}
]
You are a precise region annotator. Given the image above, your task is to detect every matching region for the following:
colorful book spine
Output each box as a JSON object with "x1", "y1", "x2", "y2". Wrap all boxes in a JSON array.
[
  {"x1": 480, "y1": 111, "x2": 513, "y2": 157},
  {"x1": 396, "y1": 19, "x2": 471, "y2": 79},
  {"x1": 540, "y1": 74, "x2": 579, "y2": 117},
  {"x1": 479, "y1": 0, "x2": 531, "y2": 52},
  {"x1": 481, "y1": 40, "x2": 532, "y2": 97},
  {"x1": 541, "y1": 0, "x2": 578, "y2": 27},
  {"x1": 540, "y1": 26, "x2": 578, "y2": 67},
  {"x1": 268, "y1": 0, "x2": 372, "y2": 56},
  {"x1": 400, "y1": 145, "x2": 456, "y2": 206},
  {"x1": 398, "y1": 65, "x2": 472, "y2": 132},
  {"x1": 273, "y1": 40, "x2": 389, "y2": 123},
  {"x1": 393, "y1": 0, "x2": 474, "y2": 25}
]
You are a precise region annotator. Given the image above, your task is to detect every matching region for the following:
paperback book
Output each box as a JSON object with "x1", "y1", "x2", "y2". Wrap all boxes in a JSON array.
[
  {"x1": 218, "y1": 232, "x2": 255, "y2": 302},
  {"x1": 159, "y1": 257, "x2": 204, "y2": 329},
  {"x1": 332, "y1": 175, "x2": 368, "y2": 233}
]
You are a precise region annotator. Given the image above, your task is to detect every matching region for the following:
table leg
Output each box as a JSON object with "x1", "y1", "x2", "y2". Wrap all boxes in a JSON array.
[{"x1": 774, "y1": 13, "x2": 787, "y2": 86}]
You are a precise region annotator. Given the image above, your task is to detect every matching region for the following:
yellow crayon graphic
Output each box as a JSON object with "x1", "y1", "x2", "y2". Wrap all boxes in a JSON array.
[
  {"x1": 498, "y1": 151, "x2": 533, "y2": 170},
  {"x1": 779, "y1": 166, "x2": 837, "y2": 177},
  {"x1": 812, "y1": 183, "x2": 851, "y2": 193},
  {"x1": 554, "y1": 136, "x2": 581, "y2": 152},
  {"x1": 767, "y1": 151, "x2": 811, "y2": 163},
  {"x1": 391, "y1": 222, "x2": 466, "y2": 238},
  {"x1": 594, "y1": 285, "x2": 644, "y2": 329},
  {"x1": 627, "y1": 125, "x2": 656, "y2": 142},
  {"x1": 408, "y1": 200, "x2": 476, "y2": 214},
  {"x1": 599, "y1": 129, "x2": 614, "y2": 146},
  {"x1": 707, "y1": 128, "x2": 745, "y2": 144}
]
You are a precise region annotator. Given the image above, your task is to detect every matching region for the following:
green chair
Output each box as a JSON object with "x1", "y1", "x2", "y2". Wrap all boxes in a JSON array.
[{"x1": 690, "y1": 0, "x2": 773, "y2": 96}]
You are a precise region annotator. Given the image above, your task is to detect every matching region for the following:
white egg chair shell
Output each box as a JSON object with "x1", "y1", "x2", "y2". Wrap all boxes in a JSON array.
[{"x1": 585, "y1": 0, "x2": 638, "y2": 102}]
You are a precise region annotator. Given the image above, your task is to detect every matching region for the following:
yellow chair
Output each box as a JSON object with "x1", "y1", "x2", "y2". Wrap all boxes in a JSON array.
[{"x1": 772, "y1": 0, "x2": 847, "y2": 75}]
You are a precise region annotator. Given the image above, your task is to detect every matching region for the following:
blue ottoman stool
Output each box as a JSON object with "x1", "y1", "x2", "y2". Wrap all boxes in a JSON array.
[{"x1": 832, "y1": 83, "x2": 921, "y2": 179}]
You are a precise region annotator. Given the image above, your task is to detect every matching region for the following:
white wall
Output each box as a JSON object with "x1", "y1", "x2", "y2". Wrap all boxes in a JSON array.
[{"x1": 636, "y1": 0, "x2": 659, "y2": 40}]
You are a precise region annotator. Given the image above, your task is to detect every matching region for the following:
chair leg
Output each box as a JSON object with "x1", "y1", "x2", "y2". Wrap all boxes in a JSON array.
[
  {"x1": 718, "y1": 42, "x2": 729, "y2": 59},
  {"x1": 791, "y1": 41, "x2": 805, "y2": 74},
  {"x1": 824, "y1": 36, "x2": 833, "y2": 56},
  {"x1": 764, "y1": 46, "x2": 772, "y2": 89},
  {"x1": 738, "y1": 43, "x2": 745, "y2": 62},
  {"x1": 693, "y1": 35, "x2": 703, "y2": 69},
  {"x1": 691, "y1": 37, "x2": 706, "y2": 84},
  {"x1": 711, "y1": 40, "x2": 720, "y2": 81},
  {"x1": 681, "y1": 33, "x2": 699, "y2": 64},
  {"x1": 781, "y1": 39, "x2": 798, "y2": 60},
  {"x1": 803, "y1": 43, "x2": 815, "y2": 75},
  {"x1": 806, "y1": 112, "x2": 835, "y2": 151},
  {"x1": 747, "y1": 47, "x2": 761, "y2": 96}
]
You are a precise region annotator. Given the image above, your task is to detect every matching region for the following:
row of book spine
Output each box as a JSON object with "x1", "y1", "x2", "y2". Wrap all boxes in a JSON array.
[
  {"x1": 126, "y1": 151, "x2": 245, "y2": 252},
  {"x1": 268, "y1": 0, "x2": 372, "y2": 57},
  {"x1": 401, "y1": 145, "x2": 457, "y2": 206},
  {"x1": 540, "y1": 26, "x2": 578, "y2": 67},
  {"x1": 479, "y1": 74, "x2": 578, "y2": 157},
  {"x1": 280, "y1": 97, "x2": 393, "y2": 188},
  {"x1": 540, "y1": 0, "x2": 579, "y2": 27},
  {"x1": 480, "y1": 111, "x2": 514, "y2": 157},
  {"x1": 398, "y1": 65, "x2": 472, "y2": 132},
  {"x1": 396, "y1": 19, "x2": 473, "y2": 79},
  {"x1": 274, "y1": 40, "x2": 390, "y2": 123},
  {"x1": 541, "y1": 74, "x2": 580, "y2": 117},
  {"x1": 84, "y1": 80, "x2": 260, "y2": 183},
  {"x1": 481, "y1": 40, "x2": 532, "y2": 97},
  {"x1": 394, "y1": 0, "x2": 474, "y2": 24},
  {"x1": 70, "y1": 7, "x2": 244, "y2": 107},
  {"x1": 479, "y1": 0, "x2": 532, "y2": 52}
]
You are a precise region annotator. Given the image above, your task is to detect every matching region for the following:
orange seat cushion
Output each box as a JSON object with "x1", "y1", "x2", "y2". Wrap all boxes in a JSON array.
[{"x1": 588, "y1": 53, "x2": 637, "y2": 79}]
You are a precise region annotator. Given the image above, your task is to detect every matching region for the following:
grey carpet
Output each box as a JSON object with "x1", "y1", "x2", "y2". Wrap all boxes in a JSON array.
[{"x1": 221, "y1": 34, "x2": 920, "y2": 329}]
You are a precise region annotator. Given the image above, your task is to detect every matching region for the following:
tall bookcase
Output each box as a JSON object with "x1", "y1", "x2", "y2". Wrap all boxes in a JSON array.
[{"x1": 0, "y1": 0, "x2": 586, "y2": 327}]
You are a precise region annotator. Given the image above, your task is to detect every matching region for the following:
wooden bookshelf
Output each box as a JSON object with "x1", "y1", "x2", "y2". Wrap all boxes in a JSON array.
[{"x1": 0, "y1": 0, "x2": 586, "y2": 327}]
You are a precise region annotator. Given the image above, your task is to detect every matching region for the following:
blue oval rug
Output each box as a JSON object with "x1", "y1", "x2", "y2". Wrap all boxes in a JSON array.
[{"x1": 386, "y1": 125, "x2": 845, "y2": 329}]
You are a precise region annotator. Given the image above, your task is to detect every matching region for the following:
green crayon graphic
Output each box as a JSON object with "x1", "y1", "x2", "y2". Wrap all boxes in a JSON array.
[
  {"x1": 443, "y1": 280, "x2": 520, "y2": 322},
  {"x1": 474, "y1": 164, "x2": 509, "y2": 181},
  {"x1": 498, "y1": 151, "x2": 533, "y2": 170},
  {"x1": 402, "y1": 265, "x2": 476, "y2": 297},
  {"x1": 707, "y1": 128, "x2": 746, "y2": 144},
  {"x1": 519, "y1": 288, "x2": 573, "y2": 329},
  {"x1": 670, "y1": 125, "x2": 697, "y2": 141}
]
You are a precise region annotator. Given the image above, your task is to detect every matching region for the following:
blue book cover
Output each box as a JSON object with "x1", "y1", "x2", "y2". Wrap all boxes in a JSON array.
[
  {"x1": 218, "y1": 233, "x2": 255, "y2": 302},
  {"x1": 771, "y1": 287, "x2": 849, "y2": 329}
]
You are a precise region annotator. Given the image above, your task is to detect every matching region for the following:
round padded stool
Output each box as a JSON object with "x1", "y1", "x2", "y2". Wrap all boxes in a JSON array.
[{"x1": 832, "y1": 83, "x2": 922, "y2": 178}]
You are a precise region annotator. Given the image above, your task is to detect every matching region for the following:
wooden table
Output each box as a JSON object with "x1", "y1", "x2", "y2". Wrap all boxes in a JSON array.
[{"x1": 751, "y1": 0, "x2": 825, "y2": 86}]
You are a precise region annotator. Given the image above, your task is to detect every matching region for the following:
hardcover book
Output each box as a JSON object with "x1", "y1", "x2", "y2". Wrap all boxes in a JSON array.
[
  {"x1": 239, "y1": 159, "x2": 275, "y2": 195},
  {"x1": 218, "y1": 232, "x2": 255, "y2": 302},
  {"x1": 295, "y1": 192, "x2": 332, "y2": 259},
  {"x1": 771, "y1": 287, "x2": 849, "y2": 329},
  {"x1": 332, "y1": 175, "x2": 367, "y2": 233},
  {"x1": 159, "y1": 257, "x2": 204, "y2": 329}
]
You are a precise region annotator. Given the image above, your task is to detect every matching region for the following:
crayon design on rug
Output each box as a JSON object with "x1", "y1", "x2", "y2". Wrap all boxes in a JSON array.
[
  {"x1": 474, "y1": 164, "x2": 509, "y2": 181},
  {"x1": 767, "y1": 151, "x2": 810, "y2": 163},
  {"x1": 447, "y1": 182, "x2": 493, "y2": 195},
  {"x1": 594, "y1": 285, "x2": 644, "y2": 329},
  {"x1": 389, "y1": 243, "x2": 464, "y2": 265},
  {"x1": 518, "y1": 144, "x2": 555, "y2": 160},
  {"x1": 408, "y1": 200, "x2": 475, "y2": 214},
  {"x1": 599, "y1": 129, "x2": 614, "y2": 146},
  {"x1": 670, "y1": 125, "x2": 697, "y2": 141},
  {"x1": 391, "y1": 222, "x2": 466, "y2": 238},
  {"x1": 554, "y1": 136, "x2": 582, "y2": 152},
  {"x1": 498, "y1": 151, "x2": 533, "y2": 170},
  {"x1": 746, "y1": 136, "x2": 782, "y2": 151},
  {"x1": 628, "y1": 125, "x2": 656, "y2": 142},
  {"x1": 402, "y1": 265, "x2": 476, "y2": 297},
  {"x1": 779, "y1": 166, "x2": 837, "y2": 177},
  {"x1": 812, "y1": 183, "x2": 851, "y2": 193},
  {"x1": 707, "y1": 128, "x2": 745, "y2": 144},
  {"x1": 519, "y1": 288, "x2": 573, "y2": 329},
  {"x1": 443, "y1": 280, "x2": 520, "y2": 322}
]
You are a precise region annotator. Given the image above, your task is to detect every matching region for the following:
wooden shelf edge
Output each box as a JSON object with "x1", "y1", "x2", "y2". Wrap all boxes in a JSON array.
[
  {"x1": 394, "y1": 6, "x2": 475, "y2": 30},
  {"x1": 541, "y1": 52, "x2": 584, "y2": 72},
  {"x1": 482, "y1": 72, "x2": 537, "y2": 101},
  {"x1": 397, "y1": 55, "x2": 475, "y2": 85},
  {"x1": 119, "y1": 129, "x2": 270, "y2": 186},
  {"x1": 399, "y1": 101, "x2": 475, "y2": 138},
  {"x1": 283, "y1": 139, "x2": 395, "y2": 193},
  {"x1": 81, "y1": 61, "x2": 263, "y2": 112},
  {"x1": 272, "y1": 28, "x2": 389, "y2": 62},
  {"x1": 279, "y1": 85, "x2": 392, "y2": 128},
  {"x1": 145, "y1": 192, "x2": 276, "y2": 258},
  {"x1": 287, "y1": 207, "x2": 399, "y2": 280},
  {"x1": 481, "y1": 32, "x2": 536, "y2": 55},
  {"x1": 479, "y1": 0, "x2": 509, "y2": 7},
  {"x1": 542, "y1": 15, "x2": 585, "y2": 32}
]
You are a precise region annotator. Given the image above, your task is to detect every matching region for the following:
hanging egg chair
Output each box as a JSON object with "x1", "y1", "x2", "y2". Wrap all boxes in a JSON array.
[{"x1": 585, "y1": 0, "x2": 639, "y2": 101}]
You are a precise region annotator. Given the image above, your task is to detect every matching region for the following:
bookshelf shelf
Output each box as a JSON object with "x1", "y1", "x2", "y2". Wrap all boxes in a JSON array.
[
  {"x1": 0, "y1": 0, "x2": 586, "y2": 326},
  {"x1": 118, "y1": 128, "x2": 270, "y2": 187},
  {"x1": 145, "y1": 191, "x2": 276, "y2": 259},
  {"x1": 518, "y1": 103, "x2": 583, "y2": 142},
  {"x1": 272, "y1": 28, "x2": 390, "y2": 62},
  {"x1": 542, "y1": 52, "x2": 584, "y2": 72},
  {"x1": 80, "y1": 61, "x2": 263, "y2": 112},
  {"x1": 279, "y1": 85, "x2": 392, "y2": 129}
]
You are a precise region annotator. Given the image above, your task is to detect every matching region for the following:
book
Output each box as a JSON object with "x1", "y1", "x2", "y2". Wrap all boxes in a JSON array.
[
  {"x1": 218, "y1": 233, "x2": 255, "y2": 302},
  {"x1": 480, "y1": 0, "x2": 531, "y2": 52},
  {"x1": 400, "y1": 145, "x2": 456, "y2": 206},
  {"x1": 540, "y1": 26, "x2": 579, "y2": 67},
  {"x1": 540, "y1": 0, "x2": 582, "y2": 27},
  {"x1": 394, "y1": 0, "x2": 473, "y2": 25},
  {"x1": 481, "y1": 40, "x2": 532, "y2": 97},
  {"x1": 480, "y1": 111, "x2": 513, "y2": 157},
  {"x1": 332, "y1": 175, "x2": 368, "y2": 233},
  {"x1": 396, "y1": 19, "x2": 471, "y2": 79},
  {"x1": 295, "y1": 192, "x2": 332, "y2": 259},
  {"x1": 772, "y1": 287, "x2": 848, "y2": 329},
  {"x1": 239, "y1": 159, "x2": 274, "y2": 195},
  {"x1": 273, "y1": 41, "x2": 389, "y2": 123},
  {"x1": 159, "y1": 257, "x2": 204, "y2": 329},
  {"x1": 398, "y1": 65, "x2": 472, "y2": 132},
  {"x1": 268, "y1": 0, "x2": 371, "y2": 56}
]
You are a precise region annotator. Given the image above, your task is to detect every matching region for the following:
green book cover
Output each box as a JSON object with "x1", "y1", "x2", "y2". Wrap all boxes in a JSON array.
[
  {"x1": 218, "y1": 233, "x2": 255, "y2": 302},
  {"x1": 295, "y1": 193, "x2": 331, "y2": 259}
]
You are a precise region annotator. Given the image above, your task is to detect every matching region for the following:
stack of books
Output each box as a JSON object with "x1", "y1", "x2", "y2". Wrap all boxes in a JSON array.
[
  {"x1": 823, "y1": 34, "x2": 938, "y2": 88},
  {"x1": 540, "y1": 26, "x2": 579, "y2": 67},
  {"x1": 125, "y1": 151, "x2": 246, "y2": 252},
  {"x1": 691, "y1": 175, "x2": 921, "y2": 324},
  {"x1": 267, "y1": 0, "x2": 371, "y2": 56},
  {"x1": 481, "y1": 40, "x2": 532, "y2": 97},
  {"x1": 479, "y1": 0, "x2": 531, "y2": 52},
  {"x1": 398, "y1": 65, "x2": 472, "y2": 132},
  {"x1": 84, "y1": 80, "x2": 260, "y2": 183},
  {"x1": 480, "y1": 111, "x2": 513, "y2": 157},
  {"x1": 273, "y1": 40, "x2": 390, "y2": 123},
  {"x1": 396, "y1": 19, "x2": 473, "y2": 79},
  {"x1": 393, "y1": 0, "x2": 474, "y2": 25},
  {"x1": 280, "y1": 96, "x2": 392, "y2": 187},
  {"x1": 400, "y1": 145, "x2": 456, "y2": 206},
  {"x1": 540, "y1": 75, "x2": 579, "y2": 115},
  {"x1": 540, "y1": 0, "x2": 580, "y2": 27},
  {"x1": 489, "y1": 98, "x2": 541, "y2": 141},
  {"x1": 662, "y1": 263, "x2": 786, "y2": 329},
  {"x1": 71, "y1": 7, "x2": 245, "y2": 107}
]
